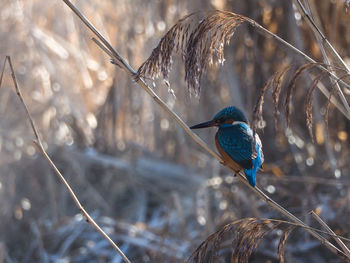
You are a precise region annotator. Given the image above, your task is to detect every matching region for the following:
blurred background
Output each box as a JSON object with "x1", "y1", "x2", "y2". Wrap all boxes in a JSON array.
[{"x1": 1, "y1": 0, "x2": 350, "y2": 262}]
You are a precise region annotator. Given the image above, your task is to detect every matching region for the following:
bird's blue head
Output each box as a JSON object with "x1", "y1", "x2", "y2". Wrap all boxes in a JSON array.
[{"x1": 190, "y1": 106, "x2": 249, "y2": 129}]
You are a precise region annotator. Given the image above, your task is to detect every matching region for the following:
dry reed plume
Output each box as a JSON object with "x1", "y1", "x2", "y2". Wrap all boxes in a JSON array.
[
  {"x1": 1, "y1": 0, "x2": 350, "y2": 262},
  {"x1": 138, "y1": 10, "x2": 350, "y2": 139}
]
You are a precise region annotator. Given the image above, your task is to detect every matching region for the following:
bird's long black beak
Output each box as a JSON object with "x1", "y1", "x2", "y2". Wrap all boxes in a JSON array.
[{"x1": 190, "y1": 119, "x2": 217, "y2": 129}]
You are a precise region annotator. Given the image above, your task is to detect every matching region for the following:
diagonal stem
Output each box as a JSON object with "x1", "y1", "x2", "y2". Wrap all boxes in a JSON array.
[
  {"x1": 292, "y1": 0, "x2": 350, "y2": 117},
  {"x1": 5, "y1": 56, "x2": 131, "y2": 263},
  {"x1": 293, "y1": 0, "x2": 350, "y2": 73},
  {"x1": 311, "y1": 211, "x2": 350, "y2": 258},
  {"x1": 302, "y1": 0, "x2": 339, "y2": 172}
]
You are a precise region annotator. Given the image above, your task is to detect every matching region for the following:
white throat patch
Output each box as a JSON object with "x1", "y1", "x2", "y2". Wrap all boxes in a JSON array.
[{"x1": 232, "y1": 121, "x2": 247, "y2": 126}]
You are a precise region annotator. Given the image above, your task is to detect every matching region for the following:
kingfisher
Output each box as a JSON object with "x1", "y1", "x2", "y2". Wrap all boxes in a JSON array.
[{"x1": 190, "y1": 106, "x2": 264, "y2": 187}]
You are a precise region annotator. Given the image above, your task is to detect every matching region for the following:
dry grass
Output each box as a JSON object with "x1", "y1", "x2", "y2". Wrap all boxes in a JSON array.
[
  {"x1": 137, "y1": 11, "x2": 246, "y2": 95},
  {"x1": 138, "y1": 9, "x2": 350, "y2": 141},
  {"x1": 1, "y1": 0, "x2": 350, "y2": 262},
  {"x1": 189, "y1": 218, "x2": 275, "y2": 263}
]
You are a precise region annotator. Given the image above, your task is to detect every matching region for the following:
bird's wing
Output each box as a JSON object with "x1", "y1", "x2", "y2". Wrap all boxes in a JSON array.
[{"x1": 216, "y1": 124, "x2": 255, "y2": 169}]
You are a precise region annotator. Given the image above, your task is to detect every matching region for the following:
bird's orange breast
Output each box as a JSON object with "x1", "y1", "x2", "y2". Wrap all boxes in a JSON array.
[{"x1": 215, "y1": 133, "x2": 242, "y2": 173}]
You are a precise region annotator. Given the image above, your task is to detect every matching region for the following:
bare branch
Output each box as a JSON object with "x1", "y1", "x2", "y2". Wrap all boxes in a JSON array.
[
  {"x1": 311, "y1": 211, "x2": 350, "y2": 258},
  {"x1": 4, "y1": 56, "x2": 131, "y2": 263},
  {"x1": 293, "y1": 0, "x2": 350, "y2": 73},
  {"x1": 292, "y1": 0, "x2": 350, "y2": 122}
]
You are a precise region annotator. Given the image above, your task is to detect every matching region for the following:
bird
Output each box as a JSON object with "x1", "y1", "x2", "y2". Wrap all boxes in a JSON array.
[{"x1": 190, "y1": 106, "x2": 264, "y2": 187}]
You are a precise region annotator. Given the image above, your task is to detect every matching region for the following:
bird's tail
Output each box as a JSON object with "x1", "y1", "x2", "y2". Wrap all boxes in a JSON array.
[{"x1": 244, "y1": 169, "x2": 256, "y2": 187}]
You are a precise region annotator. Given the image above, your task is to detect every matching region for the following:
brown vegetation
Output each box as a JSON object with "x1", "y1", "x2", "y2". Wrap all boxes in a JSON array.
[{"x1": 1, "y1": 0, "x2": 350, "y2": 262}]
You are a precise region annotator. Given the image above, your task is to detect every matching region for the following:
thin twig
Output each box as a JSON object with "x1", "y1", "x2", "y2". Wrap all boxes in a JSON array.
[
  {"x1": 0, "y1": 57, "x2": 7, "y2": 88},
  {"x1": 302, "y1": 0, "x2": 338, "y2": 171},
  {"x1": 292, "y1": 0, "x2": 350, "y2": 116},
  {"x1": 243, "y1": 14, "x2": 350, "y2": 120},
  {"x1": 204, "y1": 217, "x2": 350, "y2": 243},
  {"x1": 7, "y1": 57, "x2": 41, "y2": 143},
  {"x1": 271, "y1": 218, "x2": 350, "y2": 243},
  {"x1": 314, "y1": 79, "x2": 350, "y2": 120},
  {"x1": 239, "y1": 16, "x2": 350, "y2": 93},
  {"x1": 60, "y1": 2, "x2": 350, "y2": 261},
  {"x1": 4, "y1": 56, "x2": 131, "y2": 263},
  {"x1": 264, "y1": 173, "x2": 350, "y2": 186},
  {"x1": 293, "y1": 0, "x2": 350, "y2": 73},
  {"x1": 311, "y1": 211, "x2": 350, "y2": 258}
]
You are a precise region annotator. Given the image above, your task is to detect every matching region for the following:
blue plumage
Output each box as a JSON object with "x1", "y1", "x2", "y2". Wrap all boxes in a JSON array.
[
  {"x1": 213, "y1": 106, "x2": 249, "y2": 124},
  {"x1": 190, "y1": 106, "x2": 264, "y2": 187}
]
